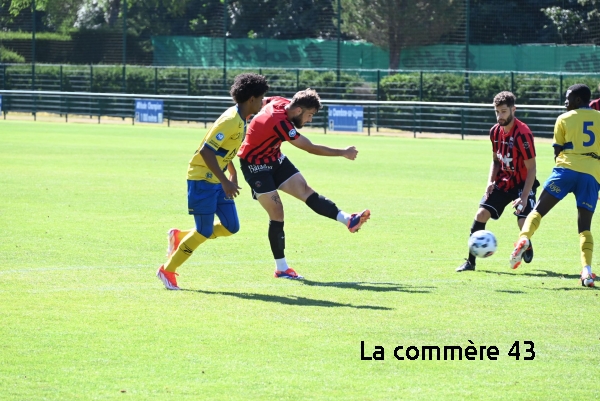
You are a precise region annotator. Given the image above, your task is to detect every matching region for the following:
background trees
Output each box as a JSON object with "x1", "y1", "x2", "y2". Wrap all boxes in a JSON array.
[{"x1": 2, "y1": 0, "x2": 600, "y2": 68}]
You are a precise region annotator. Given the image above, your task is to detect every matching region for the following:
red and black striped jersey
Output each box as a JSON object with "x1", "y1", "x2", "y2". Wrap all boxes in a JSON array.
[
  {"x1": 590, "y1": 98, "x2": 600, "y2": 111},
  {"x1": 490, "y1": 118, "x2": 536, "y2": 191},
  {"x1": 237, "y1": 96, "x2": 301, "y2": 164}
]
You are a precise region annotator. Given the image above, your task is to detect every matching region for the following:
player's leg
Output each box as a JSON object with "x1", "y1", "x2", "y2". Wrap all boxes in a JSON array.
[
  {"x1": 456, "y1": 207, "x2": 491, "y2": 272},
  {"x1": 239, "y1": 159, "x2": 301, "y2": 279},
  {"x1": 510, "y1": 190, "x2": 561, "y2": 269},
  {"x1": 256, "y1": 190, "x2": 301, "y2": 279},
  {"x1": 516, "y1": 185, "x2": 538, "y2": 264},
  {"x1": 276, "y1": 158, "x2": 370, "y2": 233},
  {"x1": 167, "y1": 228, "x2": 192, "y2": 259},
  {"x1": 457, "y1": 188, "x2": 505, "y2": 272},
  {"x1": 163, "y1": 214, "x2": 211, "y2": 270},
  {"x1": 212, "y1": 188, "x2": 240, "y2": 238},
  {"x1": 511, "y1": 168, "x2": 569, "y2": 269},
  {"x1": 157, "y1": 180, "x2": 217, "y2": 290},
  {"x1": 573, "y1": 173, "x2": 600, "y2": 287}
]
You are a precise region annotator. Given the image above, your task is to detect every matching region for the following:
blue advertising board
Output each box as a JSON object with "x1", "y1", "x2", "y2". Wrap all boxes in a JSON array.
[
  {"x1": 0, "y1": 94, "x2": 2, "y2": 113},
  {"x1": 135, "y1": 99, "x2": 163, "y2": 123},
  {"x1": 328, "y1": 105, "x2": 363, "y2": 132}
]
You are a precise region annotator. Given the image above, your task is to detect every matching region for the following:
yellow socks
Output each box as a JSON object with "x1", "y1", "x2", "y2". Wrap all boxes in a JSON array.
[
  {"x1": 179, "y1": 224, "x2": 231, "y2": 240},
  {"x1": 580, "y1": 230, "x2": 593, "y2": 268},
  {"x1": 164, "y1": 230, "x2": 207, "y2": 272},
  {"x1": 519, "y1": 211, "x2": 542, "y2": 239},
  {"x1": 210, "y1": 223, "x2": 233, "y2": 239}
]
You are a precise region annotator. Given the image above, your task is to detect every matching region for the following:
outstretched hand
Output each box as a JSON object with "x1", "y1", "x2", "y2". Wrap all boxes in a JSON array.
[{"x1": 343, "y1": 146, "x2": 358, "y2": 160}]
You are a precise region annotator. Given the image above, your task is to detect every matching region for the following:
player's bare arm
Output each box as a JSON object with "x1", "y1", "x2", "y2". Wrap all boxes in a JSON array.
[
  {"x1": 290, "y1": 135, "x2": 358, "y2": 160},
  {"x1": 486, "y1": 153, "x2": 501, "y2": 195},
  {"x1": 199, "y1": 146, "x2": 241, "y2": 198},
  {"x1": 553, "y1": 145, "x2": 563, "y2": 160},
  {"x1": 512, "y1": 157, "x2": 537, "y2": 212},
  {"x1": 227, "y1": 161, "x2": 238, "y2": 186}
]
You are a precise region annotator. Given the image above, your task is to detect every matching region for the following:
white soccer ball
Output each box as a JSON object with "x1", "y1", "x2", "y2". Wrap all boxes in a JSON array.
[{"x1": 468, "y1": 230, "x2": 497, "y2": 258}]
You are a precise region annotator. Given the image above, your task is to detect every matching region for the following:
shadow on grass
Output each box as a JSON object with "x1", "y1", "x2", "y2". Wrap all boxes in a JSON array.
[
  {"x1": 301, "y1": 280, "x2": 433, "y2": 293},
  {"x1": 495, "y1": 289, "x2": 526, "y2": 294},
  {"x1": 535, "y1": 286, "x2": 599, "y2": 292},
  {"x1": 184, "y1": 289, "x2": 393, "y2": 310},
  {"x1": 479, "y1": 269, "x2": 580, "y2": 280}
]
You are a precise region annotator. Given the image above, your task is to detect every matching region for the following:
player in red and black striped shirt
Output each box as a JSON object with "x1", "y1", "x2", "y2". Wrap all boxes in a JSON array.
[
  {"x1": 589, "y1": 97, "x2": 600, "y2": 111},
  {"x1": 457, "y1": 91, "x2": 539, "y2": 272},
  {"x1": 237, "y1": 89, "x2": 370, "y2": 280}
]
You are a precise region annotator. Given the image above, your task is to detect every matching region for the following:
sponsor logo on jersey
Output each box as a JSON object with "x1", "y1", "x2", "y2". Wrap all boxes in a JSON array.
[
  {"x1": 523, "y1": 141, "x2": 530, "y2": 149},
  {"x1": 288, "y1": 129, "x2": 297, "y2": 138},
  {"x1": 206, "y1": 172, "x2": 213, "y2": 179},
  {"x1": 255, "y1": 181, "x2": 262, "y2": 188},
  {"x1": 216, "y1": 132, "x2": 225, "y2": 141}
]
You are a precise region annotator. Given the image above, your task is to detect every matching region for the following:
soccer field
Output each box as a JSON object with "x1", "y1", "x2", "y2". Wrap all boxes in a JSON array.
[{"x1": 0, "y1": 120, "x2": 598, "y2": 400}]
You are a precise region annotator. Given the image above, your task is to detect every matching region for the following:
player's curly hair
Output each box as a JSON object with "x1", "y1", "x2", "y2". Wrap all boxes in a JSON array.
[
  {"x1": 493, "y1": 91, "x2": 516, "y2": 107},
  {"x1": 230, "y1": 73, "x2": 269, "y2": 104},
  {"x1": 289, "y1": 88, "x2": 322, "y2": 112},
  {"x1": 568, "y1": 84, "x2": 591, "y2": 103}
]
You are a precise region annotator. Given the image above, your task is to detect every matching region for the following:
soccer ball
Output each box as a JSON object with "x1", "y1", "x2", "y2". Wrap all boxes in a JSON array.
[{"x1": 468, "y1": 230, "x2": 497, "y2": 258}]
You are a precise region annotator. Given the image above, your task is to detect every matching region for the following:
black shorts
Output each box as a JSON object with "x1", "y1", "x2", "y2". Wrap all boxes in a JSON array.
[
  {"x1": 239, "y1": 156, "x2": 300, "y2": 200},
  {"x1": 480, "y1": 180, "x2": 540, "y2": 220}
]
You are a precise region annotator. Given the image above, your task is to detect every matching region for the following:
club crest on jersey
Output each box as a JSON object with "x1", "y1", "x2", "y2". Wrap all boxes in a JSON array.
[
  {"x1": 288, "y1": 129, "x2": 297, "y2": 138},
  {"x1": 216, "y1": 132, "x2": 225, "y2": 141},
  {"x1": 206, "y1": 172, "x2": 213, "y2": 179}
]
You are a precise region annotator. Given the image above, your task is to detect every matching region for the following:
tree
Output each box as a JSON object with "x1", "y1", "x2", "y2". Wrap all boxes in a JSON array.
[
  {"x1": 341, "y1": 0, "x2": 464, "y2": 70},
  {"x1": 469, "y1": 0, "x2": 561, "y2": 45},
  {"x1": 227, "y1": 0, "x2": 338, "y2": 39},
  {"x1": 541, "y1": 0, "x2": 600, "y2": 44}
]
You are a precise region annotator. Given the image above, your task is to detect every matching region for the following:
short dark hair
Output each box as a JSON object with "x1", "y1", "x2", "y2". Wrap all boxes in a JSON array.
[
  {"x1": 230, "y1": 73, "x2": 269, "y2": 103},
  {"x1": 493, "y1": 91, "x2": 516, "y2": 108},
  {"x1": 567, "y1": 84, "x2": 591, "y2": 104},
  {"x1": 289, "y1": 88, "x2": 322, "y2": 112}
]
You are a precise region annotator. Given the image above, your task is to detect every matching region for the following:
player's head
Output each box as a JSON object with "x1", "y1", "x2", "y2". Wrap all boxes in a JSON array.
[
  {"x1": 493, "y1": 91, "x2": 516, "y2": 127},
  {"x1": 230, "y1": 73, "x2": 270, "y2": 114},
  {"x1": 565, "y1": 84, "x2": 591, "y2": 111},
  {"x1": 288, "y1": 88, "x2": 322, "y2": 128}
]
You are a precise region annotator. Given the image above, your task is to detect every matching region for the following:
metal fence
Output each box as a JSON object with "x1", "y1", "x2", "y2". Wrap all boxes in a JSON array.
[
  {"x1": 0, "y1": 90, "x2": 564, "y2": 138},
  {"x1": 1, "y1": 64, "x2": 599, "y2": 107}
]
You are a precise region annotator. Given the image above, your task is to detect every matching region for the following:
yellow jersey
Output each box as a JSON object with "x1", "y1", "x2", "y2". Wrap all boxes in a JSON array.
[
  {"x1": 553, "y1": 107, "x2": 600, "y2": 183},
  {"x1": 187, "y1": 106, "x2": 245, "y2": 183}
]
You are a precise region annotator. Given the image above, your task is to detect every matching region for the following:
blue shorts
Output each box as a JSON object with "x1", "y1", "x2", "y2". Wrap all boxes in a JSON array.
[
  {"x1": 187, "y1": 180, "x2": 235, "y2": 215},
  {"x1": 543, "y1": 167, "x2": 600, "y2": 212}
]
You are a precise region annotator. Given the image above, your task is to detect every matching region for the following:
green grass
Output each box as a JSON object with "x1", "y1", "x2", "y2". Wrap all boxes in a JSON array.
[{"x1": 0, "y1": 120, "x2": 598, "y2": 400}]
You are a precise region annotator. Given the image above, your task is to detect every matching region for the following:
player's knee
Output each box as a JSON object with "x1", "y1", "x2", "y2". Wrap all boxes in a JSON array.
[
  {"x1": 196, "y1": 226, "x2": 214, "y2": 238},
  {"x1": 224, "y1": 220, "x2": 240, "y2": 234},
  {"x1": 475, "y1": 208, "x2": 491, "y2": 222}
]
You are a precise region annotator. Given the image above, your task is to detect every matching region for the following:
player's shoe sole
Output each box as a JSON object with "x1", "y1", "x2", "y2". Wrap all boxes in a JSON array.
[
  {"x1": 348, "y1": 209, "x2": 371, "y2": 233},
  {"x1": 156, "y1": 265, "x2": 181, "y2": 290},
  {"x1": 274, "y1": 268, "x2": 304, "y2": 280},
  {"x1": 510, "y1": 237, "x2": 530, "y2": 270},
  {"x1": 166, "y1": 228, "x2": 182, "y2": 258}
]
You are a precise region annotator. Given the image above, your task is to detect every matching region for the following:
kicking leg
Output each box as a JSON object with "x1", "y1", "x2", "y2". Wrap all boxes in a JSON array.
[{"x1": 279, "y1": 173, "x2": 370, "y2": 232}]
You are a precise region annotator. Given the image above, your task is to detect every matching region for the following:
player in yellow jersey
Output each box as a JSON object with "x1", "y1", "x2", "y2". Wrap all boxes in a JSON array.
[
  {"x1": 157, "y1": 73, "x2": 269, "y2": 290},
  {"x1": 510, "y1": 84, "x2": 600, "y2": 287}
]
